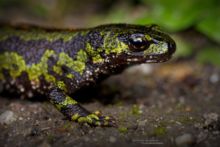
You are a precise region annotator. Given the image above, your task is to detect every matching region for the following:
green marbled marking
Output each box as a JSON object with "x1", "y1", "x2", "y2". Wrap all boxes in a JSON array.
[
  {"x1": 145, "y1": 34, "x2": 152, "y2": 41},
  {"x1": 0, "y1": 50, "x2": 56, "y2": 83},
  {"x1": 56, "y1": 81, "x2": 67, "y2": 92},
  {"x1": 0, "y1": 27, "x2": 82, "y2": 42},
  {"x1": 53, "y1": 65, "x2": 63, "y2": 76},
  {"x1": 66, "y1": 73, "x2": 74, "y2": 79},
  {"x1": 0, "y1": 49, "x2": 87, "y2": 85},
  {"x1": 103, "y1": 32, "x2": 128, "y2": 55},
  {"x1": 57, "y1": 50, "x2": 87, "y2": 75},
  {"x1": 0, "y1": 52, "x2": 26, "y2": 79},
  {"x1": 77, "y1": 113, "x2": 99, "y2": 124},
  {"x1": 71, "y1": 113, "x2": 80, "y2": 121},
  {"x1": 144, "y1": 42, "x2": 168, "y2": 56},
  {"x1": 55, "y1": 95, "x2": 78, "y2": 110},
  {"x1": 85, "y1": 43, "x2": 104, "y2": 63},
  {"x1": 27, "y1": 50, "x2": 56, "y2": 83}
]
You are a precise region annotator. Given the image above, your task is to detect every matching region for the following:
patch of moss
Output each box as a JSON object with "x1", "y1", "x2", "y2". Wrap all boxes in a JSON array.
[
  {"x1": 178, "y1": 115, "x2": 196, "y2": 124},
  {"x1": 152, "y1": 126, "x2": 167, "y2": 136},
  {"x1": 47, "y1": 133, "x2": 55, "y2": 143},
  {"x1": 62, "y1": 122, "x2": 73, "y2": 130},
  {"x1": 131, "y1": 104, "x2": 142, "y2": 116},
  {"x1": 118, "y1": 126, "x2": 128, "y2": 134}
]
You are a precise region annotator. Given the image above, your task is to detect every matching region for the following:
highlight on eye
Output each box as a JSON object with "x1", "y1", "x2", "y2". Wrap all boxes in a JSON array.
[{"x1": 128, "y1": 33, "x2": 151, "y2": 52}]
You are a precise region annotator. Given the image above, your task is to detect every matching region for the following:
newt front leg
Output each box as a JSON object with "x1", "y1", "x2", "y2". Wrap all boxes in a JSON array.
[{"x1": 48, "y1": 88, "x2": 116, "y2": 127}]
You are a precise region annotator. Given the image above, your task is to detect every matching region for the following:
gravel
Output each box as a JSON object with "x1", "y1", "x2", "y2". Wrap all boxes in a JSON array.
[
  {"x1": 0, "y1": 110, "x2": 17, "y2": 125},
  {"x1": 175, "y1": 133, "x2": 195, "y2": 147}
]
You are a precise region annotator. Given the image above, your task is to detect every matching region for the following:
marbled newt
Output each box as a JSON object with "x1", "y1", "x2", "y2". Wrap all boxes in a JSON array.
[{"x1": 0, "y1": 23, "x2": 176, "y2": 127}]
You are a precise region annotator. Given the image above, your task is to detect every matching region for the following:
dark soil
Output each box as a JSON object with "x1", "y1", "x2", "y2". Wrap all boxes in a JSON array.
[{"x1": 0, "y1": 59, "x2": 220, "y2": 147}]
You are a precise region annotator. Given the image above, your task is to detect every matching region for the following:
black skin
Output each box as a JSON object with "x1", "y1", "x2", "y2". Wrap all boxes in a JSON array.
[{"x1": 0, "y1": 23, "x2": 176, "y2": 127}]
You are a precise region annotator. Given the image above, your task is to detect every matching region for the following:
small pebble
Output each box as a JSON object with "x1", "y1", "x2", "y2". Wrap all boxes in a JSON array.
[
  {"x1": 84, "y1": 137, "x2": 90, "y2": 142},
  {"x1": 209, "y1": 74, "x2": 219, "y2": 83},
  {"x1": 0, "y1": 110, "x2": 17, "y2": 125},
  {"x1": 138, "y1": 119, "x2": 147, "y2": 127},
  {"x1": 175, "y1": 133, "x2": 195, "y2": 147},
  {"x1": 203, "y1": 112, "x2": 218, "y2": 126},
  {"x1": 109, "y1": 136, "x2": 116, "y2": 143},
  {"x1": 38, "y1": 141, "x2": 51, "y2": 147},
  {"x1": 126, "y1": 64, "x2": 153, "y2": 75},
  {"x1": 203, "y1": 112, "x2": 219, "y2": 131},
  {"x1": 18, "y1": 117, "x2": 24, "y2": 121}
]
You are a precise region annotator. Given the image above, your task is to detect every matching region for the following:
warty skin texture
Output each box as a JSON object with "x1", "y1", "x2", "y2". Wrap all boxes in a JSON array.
[{"x1": 0, "y1": 23, "x2": 176, "y2": 126}]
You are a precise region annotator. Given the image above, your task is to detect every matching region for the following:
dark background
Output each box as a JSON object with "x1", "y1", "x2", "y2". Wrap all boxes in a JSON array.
[{"x1": 0, "y1": 0, "x2": 220, "y2": 147}]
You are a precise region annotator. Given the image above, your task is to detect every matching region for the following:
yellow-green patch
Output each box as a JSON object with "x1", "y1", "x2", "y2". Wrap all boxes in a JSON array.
[
  {"x1": 144, "y1": 42, "x2": 168, "y2": 56},
  {"x1": 71, "y1": 113, "x2": 80, "y2": 121},
  {"x1": 78, "y1": 116, "x2": 93, "y2": 124},
  {"x1": 0, "y1": 51, "x2": 56, "y2": 83},
  {"x1": 0, "y1": 28, "x2": 79, "y2": 42},
  {"x1": 55, "y1": 95, "x2": 78, "y2": 110},
  {"x1": 85, "y1": 43, "x2": 104, "y2": 63},
  {"x1": 56, "y1": 81, "x2": 67, "y2": 92},
  {"x1": 0, "y1": 49, "x2": 87, "y2": 85},
  {"x1": 66, "y1": 73, "x2": 74, "y2": 79},
  {"x1": 57, "y1": 50, "x2": 87, "y2": 75},
  {"x1": 0, "y1": 52, "x2": 26, "y2": 79},
  {"x1": 118, "y1": 126, "x2": 128, "y2": 134},
  {"x1": 27, "y1": 50, "x2": 56, "y2": 83},
  {"x1": 103, "y1": 32, "x2": 128, "y2": 55},
  {"x1": 61, "y1": 96, "x2": 77, "y2": 105},
  {"x1": 145, "y1": 34, "x2": 152, "y2": 41}
]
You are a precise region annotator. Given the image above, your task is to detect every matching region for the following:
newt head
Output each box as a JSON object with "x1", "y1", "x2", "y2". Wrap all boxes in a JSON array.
[{"x1": 93, "y1": 24, "x2": 176, "y2": 65}]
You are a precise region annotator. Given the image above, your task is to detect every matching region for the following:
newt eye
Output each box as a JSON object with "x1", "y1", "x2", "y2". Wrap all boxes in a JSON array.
[{"x1": 128, "y1": 34, "x2": 150, "y2": 52}]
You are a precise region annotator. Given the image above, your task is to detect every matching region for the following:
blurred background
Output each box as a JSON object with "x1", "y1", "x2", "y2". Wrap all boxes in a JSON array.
[
  {"x1": 1, "y1": 1, "x2": 220, "y2": 146},
  {"x1": 0, "y1": 0, "x2": 219, "y2": 66}
]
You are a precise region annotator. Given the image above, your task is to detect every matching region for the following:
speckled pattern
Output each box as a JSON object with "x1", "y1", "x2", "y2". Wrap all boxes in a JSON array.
[{"x1": 0, "y1": 23, "x2": 176, "y2": 126}]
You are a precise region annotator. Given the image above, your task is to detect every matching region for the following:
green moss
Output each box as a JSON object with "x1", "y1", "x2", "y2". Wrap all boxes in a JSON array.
[
  {"x1": 47, "y1": 133, "x2": 55, "y2": 143},
  {"x1": 131, "y1": 104, "x2": 142, "y2": 115},
  {"x1": 62, "y1": 122, "x2": 73, "y2": 130},
  {"x1": 118, "y1": 126, "x2": 128, "y2": 134},
  {"x1": 177, "y1": 115, "x2": 196, "y2": 124},
  {"x1": 153, "y1": 126, "x2": 167, "y2": 136}
]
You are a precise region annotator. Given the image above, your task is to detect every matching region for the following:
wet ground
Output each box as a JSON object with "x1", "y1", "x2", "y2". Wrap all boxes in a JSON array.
[{"x1": 0, "y1": 59, "x2": 220, "y2": 147}]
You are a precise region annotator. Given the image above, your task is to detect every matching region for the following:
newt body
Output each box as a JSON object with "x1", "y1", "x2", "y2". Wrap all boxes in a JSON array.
[{"x1": 0, "y1": 24, "x2": 176, "y2": 126}]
